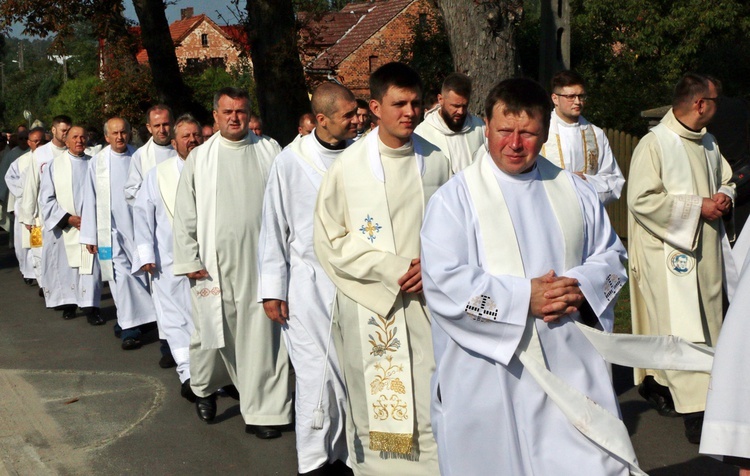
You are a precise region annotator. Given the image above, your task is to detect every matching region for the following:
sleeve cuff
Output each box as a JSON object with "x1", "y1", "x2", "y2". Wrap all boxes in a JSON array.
[{"x1": 173, "y1": 260, "x2": 204, "y2": 276}]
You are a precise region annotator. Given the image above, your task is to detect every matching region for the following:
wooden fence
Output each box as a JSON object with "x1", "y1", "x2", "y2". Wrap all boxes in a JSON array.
[{"x1": 603, "y1": 128, "x2": 640, "y2": 241}]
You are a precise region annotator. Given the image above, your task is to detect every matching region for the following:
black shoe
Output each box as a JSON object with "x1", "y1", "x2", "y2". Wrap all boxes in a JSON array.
[
  {"x1": 638, "y1": 376, "x2": 679, "y2": 417},
  {"x1": 245, "y1": 424, "x2": 282, "y2": 439},
  {"x1": 159, "y1": 353, "x2": 177, "y2": 369},
  {"x1": 62, "y1": 308, "x2": 77, "y2": 320},
  {"x1": 86, "y1": 311, "x2": 105, "y2": 326},
  {"x1": 181, "y1": 379, "x2": 197, "y2": 403},
  {"x1": 196, "y1": 394, "x2": 217, "y2": 422},
  {"x1": 219, "y1": 384, "x2": 240, "y2": 400},
  {"x1": 113, "y1": 323, "x2": 122, "y2": 338},
  {"x1": 684, "y1": 412, "x2": 704, "y2": 444},
  {"x1": 23, "y1": 278, "x2": 35, "y2": 286},
  {"x1": 121, "y1": 337, "x2": 142, "y2": 350},
  {"x1": 38, "y1": 288, "x2": 44, "y2": 297}
]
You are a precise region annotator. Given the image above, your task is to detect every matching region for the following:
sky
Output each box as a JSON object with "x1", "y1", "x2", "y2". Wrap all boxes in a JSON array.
[{"x1": 9, "y1": 0, "x2": 239, "y2": 38}]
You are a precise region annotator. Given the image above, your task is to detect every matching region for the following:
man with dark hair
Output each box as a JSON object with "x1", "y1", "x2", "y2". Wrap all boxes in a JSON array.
[
  {"x1": 173, "y1": 87, "x2": 290, "y2": 437},
  {"x1": 81, "y1": 117, "x2": 157, "y2": 341},
  {"x1": 415, "y1": 72, "x2": 485, "y2": 173},
  {"x1": 124, "y1": 104, "x2": 177, "y2": 205},
  {"x1": 421, "y1": 77, "x2": 632, "y2": 475},
  {"x1": 39, "y1": 125, "x2": 103, "y2": 322},
  {"x1": 19, "y1": 115, "x2": 72, "y2": 300},
  {"x1": 628, "y1": 73, "x2": 734, "y2": 443},
  {"x1": 354, "y1": 98, "x2": 371, "y2": 140},
  {"x1": 314, "y1": 62, "x2": 450, "y2": 474},
  {"x1": 259, "y1": 81, "x2": 358, "y2": 476},
  {"x1": 542, "y1": 70, "x2": 624, "y2": 205}
]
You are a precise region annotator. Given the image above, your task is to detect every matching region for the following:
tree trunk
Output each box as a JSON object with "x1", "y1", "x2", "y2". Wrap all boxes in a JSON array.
[
  {"x1": 131, "y1": 0, "x2": 207, "y2": 120},
  {"x1": 247, "y1": 0, "x2": 311, "y2": 146},
  {"x1": 435, "y1": 0, "x2": 522, "y2": 114}
]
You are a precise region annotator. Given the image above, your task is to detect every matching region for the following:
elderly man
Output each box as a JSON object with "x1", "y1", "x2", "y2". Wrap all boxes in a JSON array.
[
  {"x1": 415, "y1": 72, "x2": 486, "y2": 172},
  {"x1": 133, "y1": 114, "x2": 223, "y2": 401},
  {"x1": 629, "y1": 73, "x2": 735, "y2": 443},
  {"x1": 173, "y1": 87, "x2": 290, "y2": 437},
  {"x1": 259, "y1": 82, "x2": 360, "y2": 475},
  {"x1": 39, "y1": 125, "x2": 102, "y2": 323},
  {"x1": 20, "y1": 116, "x2": 72, "y2": 300},
  {"x1": 314, "y1": 62, "x2": 451, "y2": 475},
  {"x1": 124, "y1": 105, "x2": 177, "y2": 205},
  {"x1": 421, "y1": 77, "x2": 631, "y2": 475},
  {"x1": 541, "y1": 71, "x2": 624, "y2": 205},
  {"x1": 80, "y1": 117, "x2": 158, "y2": 347},
  {"x1": 5, "y1": 128, "x2": 44, "y2": 285}
]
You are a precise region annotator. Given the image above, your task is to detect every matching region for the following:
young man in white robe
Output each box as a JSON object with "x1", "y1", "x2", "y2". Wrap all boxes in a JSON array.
[
  {"x1": 421, "y1": 78, "x2": 631, "y2": 475},
  {"x1": 259, "y1": 83, "x2": 360, "y2": 476},
  {"x1": 19, "y1": 116, "x2": 71, "y2": 297},
  {"x1": 133, "y1": 114, "x2": 224, "y2": 402},
  {"x1": 314, "y1": 62, "x2": 451, "y2": 476},
  {"x1": 541, "y1": 70, "x2": 624, "y2": 205},
  {"x1": 415, "y1": 72, "x2": 485, "y2": 173},
  {"x1": 173, "y1": 87, "x2": 291, "y2": 437},
  {"x1": 39, "y1": 125, "x2": 102, "y2": 323},
  {"x1": 124, "y1": 105, "x2": 177, "y2": 205},
  {"x1": 80, "y1": 117, "x2": 158, "y2": 347},
  {"x1": 5, "y1": 128, "x2": 44, "y2": 285},
  {"x1": 628, "y1": 73, "x2": 734, "y2": 443}
]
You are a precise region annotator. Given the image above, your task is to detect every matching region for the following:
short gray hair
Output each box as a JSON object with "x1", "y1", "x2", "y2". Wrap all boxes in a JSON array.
[{"x1": 103, "y1": 117, "x2": 132, "y2": 136}]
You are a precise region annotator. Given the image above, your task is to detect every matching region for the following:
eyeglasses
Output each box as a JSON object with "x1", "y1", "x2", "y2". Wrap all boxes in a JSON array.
[{"x1": 555, "y1": 93, "x2": 587, "y2": 101}]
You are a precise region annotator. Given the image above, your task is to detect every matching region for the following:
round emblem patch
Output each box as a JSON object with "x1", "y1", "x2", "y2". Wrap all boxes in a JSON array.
[{"x1": 667, "y1": 250, "x2": 694, "y2": 276}]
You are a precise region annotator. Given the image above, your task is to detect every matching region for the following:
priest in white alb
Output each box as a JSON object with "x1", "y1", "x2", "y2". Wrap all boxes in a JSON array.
[
  {"x1": 39, "y1": 125, "x2": 102, "y2": 323},
  {"x1": 80, "y1": 117, "x2": 158, "y2": 344},
  {"x1": 314, "y1": 63, "x2": 451, "y2": 475},
  {"x1": 259, "y1": 82, "x2": 360, "y2": 475},
  {"x1": 541, "y1": 70, "x2": 624, "y2": 205},
  {"x1": 5, "y1": 128, "x2": 44, "y2": 285},
  {"x1": 19, "y1": 116, "x2": 72, "y2": 296},
  {"x1": 173, "y1": 87, "x2": 291, "y2": 437},
  {"x1": 421, "y1": 78, "x2": 633, "y2": 475},
  {"x1": 628, "y1": 73, "x2": 735, "y2": 444},
  {"x1": 124, "y1": 105, "x2": 177, "y2": 205},
  {"x1": 414, "y1": 72, "x2": 485, "y2": 173},
  {"x1": 133, "y1": 114, "x2": 224, "y2": 402}
]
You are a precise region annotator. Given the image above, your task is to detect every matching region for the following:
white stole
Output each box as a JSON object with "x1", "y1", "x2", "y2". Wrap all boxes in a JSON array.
[
  {"x1": 651, "y1": 123, "x2": 737, "y2": 342},
  {"x1": 17, "y1": 152, "x2": 33, "y2": 248},
  {"x1": 342, "y1": 129, "x2": 424, "y2": 457},
  {"x1": 94, "y1": 147, "x2": 116, "y2": 282},
  {"x1": 542, "y1": 113, "x2": 600, "y2": 174},
  {"x1": 156, "y1": 156, "x2": 181, "y2": 226},
  {"x1": 53, "y1": 154, "x2": 93, "y2": 275},
  {"x1": 139, "y1": 138, "x2": 159, "y2": 177},
  {"x1": 464, "y1": 153, "x2": 715, "y2": 476}
]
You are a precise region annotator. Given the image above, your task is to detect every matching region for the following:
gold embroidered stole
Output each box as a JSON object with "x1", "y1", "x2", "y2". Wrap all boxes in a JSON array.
[
  {"x1": 342, "y1": 129, "x2": 423, "y2": 457},
  {"x1": 542, "y1": 114, "x2": 599, "y2": 173}
]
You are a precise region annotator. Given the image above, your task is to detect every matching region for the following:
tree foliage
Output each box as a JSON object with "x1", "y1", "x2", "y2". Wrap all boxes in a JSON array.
[
  {"x1": 399, "y1": 9, "x2": 454, "y2": 99},
  {"x1": 48, "y1": 75, "x2": 103, "y2": 126},
  {"x1": 184, "y1": 60, "x2": 258, "y2": 119}
]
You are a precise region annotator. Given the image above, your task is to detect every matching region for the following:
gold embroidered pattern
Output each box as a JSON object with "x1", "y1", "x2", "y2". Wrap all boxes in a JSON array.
[
  {"x1": 369, "y1": 431, "x2": 413, "y2": 454},
  {"x1": 196, "y1": 287, "x2": 221, "y2": 298},
  {"x1": 370, "y1": 355, "x2": 406, "y2": 396},
  {"x1": 368, "y1": 314, "x2": 401, "y2": 356}
]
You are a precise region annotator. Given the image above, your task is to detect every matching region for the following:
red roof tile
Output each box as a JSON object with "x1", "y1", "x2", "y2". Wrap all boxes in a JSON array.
[
  {"x1": 298, "y1": 11, "x2": 361, "y2": 48},
  {"x1": 307, "y1": 0, "x2": 413, "y2": 71}
]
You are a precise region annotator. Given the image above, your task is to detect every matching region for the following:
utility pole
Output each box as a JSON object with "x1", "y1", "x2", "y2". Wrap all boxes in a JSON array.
[{"x1": 539, "y1": 0, "x2": 570, "y2": 90}]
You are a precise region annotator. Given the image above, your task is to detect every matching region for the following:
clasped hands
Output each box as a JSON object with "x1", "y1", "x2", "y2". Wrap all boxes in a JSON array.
[
  {"x1": 701, "y1": 193, "x2": 731, "y2": 221},
  {"x1": 530, "y1": 270, "x2": 585, "y2": 323}
]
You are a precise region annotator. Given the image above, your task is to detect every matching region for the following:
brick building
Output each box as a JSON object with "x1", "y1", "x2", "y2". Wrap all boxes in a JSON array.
[
  {"x1": 302, "y1": 0, "x2": 434, "y2": 98},
  {"x1": 134, "y1": 8, "x2": 246, "y2": 73}
]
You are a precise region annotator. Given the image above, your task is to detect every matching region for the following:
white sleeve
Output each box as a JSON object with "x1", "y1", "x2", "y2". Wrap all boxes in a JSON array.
[{"x1": 257, "y1": 159, "x2": 290, "y2": 301}]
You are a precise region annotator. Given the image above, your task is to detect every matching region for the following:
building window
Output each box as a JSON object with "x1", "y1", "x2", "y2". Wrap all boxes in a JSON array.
[
  {"x1": 369, "y1": 55, "x2": 379, "y2": 73},
  {"x1": 201, "y1": 34, "x2": 209, "y2": 47}
]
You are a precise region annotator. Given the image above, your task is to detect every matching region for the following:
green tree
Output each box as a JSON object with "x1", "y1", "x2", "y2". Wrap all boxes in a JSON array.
[
  {"x1": 48, "y1": 75, "x2": 104, "y2": 126},
  {"x1": 184, "y1": 60, "x2": 258, "y2": 121},
  {"x1": 400, "y1": 10, "x2": 454, "y2": 99}
]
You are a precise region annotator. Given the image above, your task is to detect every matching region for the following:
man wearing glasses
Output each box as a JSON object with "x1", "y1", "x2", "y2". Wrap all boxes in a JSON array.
[
  {"x1": 628, "y1": 73, "x2": 734, "y2": 444},
  {"x1": 542, "y1": 70, "x2": 624, "y2": 205}
]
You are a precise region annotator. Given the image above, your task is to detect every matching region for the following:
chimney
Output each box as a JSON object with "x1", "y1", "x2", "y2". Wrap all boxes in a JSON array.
[{"x1": 181, "y1": 7, "x2": 194, "y2": 20}]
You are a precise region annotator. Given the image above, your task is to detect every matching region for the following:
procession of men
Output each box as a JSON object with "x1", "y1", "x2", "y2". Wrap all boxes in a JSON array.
[{"x1": 2, "y1": 64, "x2": 747, "y2": 476}]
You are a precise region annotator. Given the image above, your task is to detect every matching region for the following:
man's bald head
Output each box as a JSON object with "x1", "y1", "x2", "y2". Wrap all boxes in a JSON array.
[{"x1": 311, "y1": 83, "x2": 356, "y2": 118}]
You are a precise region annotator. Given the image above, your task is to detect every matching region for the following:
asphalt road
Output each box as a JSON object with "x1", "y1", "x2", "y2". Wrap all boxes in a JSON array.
[{"x1": 0, "y1": 230, "x2": 737, "y2": 475}]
